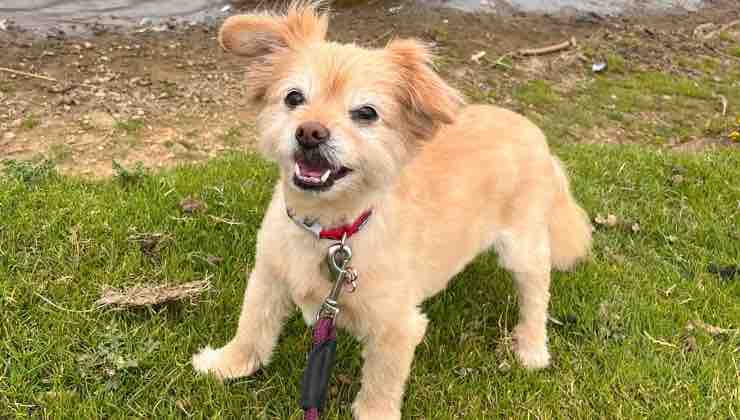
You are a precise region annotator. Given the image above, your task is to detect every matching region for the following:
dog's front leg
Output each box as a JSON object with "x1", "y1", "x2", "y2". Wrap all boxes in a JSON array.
[
  {"x1": 351, "y1": 310, "x2": 428, "y2": 420},
  {"x1": 192, "y1": 265, "x2": 290, "y2": 380}
]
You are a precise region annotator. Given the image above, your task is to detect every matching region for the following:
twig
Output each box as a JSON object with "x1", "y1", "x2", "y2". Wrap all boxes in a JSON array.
[
  {"x1": 208, "y1": 215, "x2": 244, "y2": 225},
  {"x1": 643, "y1": 331, "x2": 678, "y2": 349},
  {"x1": 518, "y1": 37, "x2": 577, "y2": 57},
  {"x1": 34, "y1": 291, "x2": 97, "y2": 313},
  {"x1": 1, "y1": 66, "x2": 100, "y2": 90},
  {"x1": 547, "y1": 316, "x2": 564, "y2": 326},
  {"x1": 0, "y1": 66, "x2": 58, "y2": 83}
]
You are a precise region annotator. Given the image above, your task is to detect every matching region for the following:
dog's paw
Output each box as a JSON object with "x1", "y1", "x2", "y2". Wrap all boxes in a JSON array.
[
  {"x1": 352, "y1": 396, "x2": 401, "y2": 420},
  {"x1": 192, "y1": 345, "x2": 259, "y2": 380},
  {"x1": 512, "y1": 326, "x2": 551, "y2": 369}
]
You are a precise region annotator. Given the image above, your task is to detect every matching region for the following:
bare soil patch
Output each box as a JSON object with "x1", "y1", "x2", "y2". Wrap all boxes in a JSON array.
[{"x1": 1, "y1": 0, "x2": 739, "y2": 176}]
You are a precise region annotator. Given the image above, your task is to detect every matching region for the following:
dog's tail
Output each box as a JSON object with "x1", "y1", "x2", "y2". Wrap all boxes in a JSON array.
[{"x1": 548, "y1": 157, "x2": 592, "y2": 271}]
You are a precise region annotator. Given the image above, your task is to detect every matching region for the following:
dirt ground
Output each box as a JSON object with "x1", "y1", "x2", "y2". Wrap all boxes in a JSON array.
[{"x1": 1, "y1": 0, "x2": 739, "y2": 176}]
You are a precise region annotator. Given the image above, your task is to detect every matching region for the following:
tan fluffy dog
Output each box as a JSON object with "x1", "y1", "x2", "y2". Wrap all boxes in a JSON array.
[{"x1": 193, "y1": 3, "x2": 592, "y2": 419}]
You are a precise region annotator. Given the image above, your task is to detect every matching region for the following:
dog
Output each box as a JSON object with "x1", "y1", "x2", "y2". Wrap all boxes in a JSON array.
[{"x1": 192, "y1": 3, "x2": 592, "y2": 419}]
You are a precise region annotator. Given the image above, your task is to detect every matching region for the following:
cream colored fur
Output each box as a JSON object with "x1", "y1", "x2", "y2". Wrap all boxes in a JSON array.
[{"x1": 193, "y1": 3, "x2": 592, "y2": 419}]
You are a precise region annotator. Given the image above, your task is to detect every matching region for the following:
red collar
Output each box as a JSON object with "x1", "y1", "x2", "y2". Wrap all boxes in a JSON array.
[{"x1": 287, "y1": 208, "x2": 373, "y2": 240}]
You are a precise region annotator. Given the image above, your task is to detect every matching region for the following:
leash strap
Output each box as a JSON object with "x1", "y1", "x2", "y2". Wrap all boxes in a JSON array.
[
  {"x1": 300, "y1": 237, "x2": 356, "y2": 420},
  {"x1": 301, "y1": 317, "x2": 337, "y2": 420}
]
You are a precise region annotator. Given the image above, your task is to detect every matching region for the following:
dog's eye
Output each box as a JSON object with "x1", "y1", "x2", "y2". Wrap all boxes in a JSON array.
[
  {"x1": 350, "y1": 106, "x2": 378, "y2": 123},
  {"x1": 285, "y1": 90, "x2": 305, "y2": 108}
]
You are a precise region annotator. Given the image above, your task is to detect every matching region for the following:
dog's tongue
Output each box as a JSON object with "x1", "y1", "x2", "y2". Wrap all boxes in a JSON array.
[{"x1": 297, "y1": 159, "x2": 329, "y2": 178}]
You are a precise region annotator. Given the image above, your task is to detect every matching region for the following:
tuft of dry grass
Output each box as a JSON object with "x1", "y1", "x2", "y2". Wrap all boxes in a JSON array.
[{"x1": 96, "y1": 278, "x2": 212, "y2": 310}]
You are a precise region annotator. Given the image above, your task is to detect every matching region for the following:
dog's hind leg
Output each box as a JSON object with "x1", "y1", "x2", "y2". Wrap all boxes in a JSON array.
[
  {"x1": 493, "y1": 223, "x2": 552, "y2": 369},
  {"x1": 192, "y1": 265, "x2": 291, "y2": 380}
]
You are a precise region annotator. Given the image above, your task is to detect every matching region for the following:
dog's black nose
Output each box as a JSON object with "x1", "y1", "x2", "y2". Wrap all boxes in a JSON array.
[{"x1": 295, "y1": 121, "x2": 330, "y2": 148}]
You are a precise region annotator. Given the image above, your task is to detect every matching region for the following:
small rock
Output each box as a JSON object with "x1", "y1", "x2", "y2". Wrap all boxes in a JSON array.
[
  {"x1": 220, "y1": 5, "x2": 232, "y2": 12},
  {"x1": 83, "y1": 41, "x2": 93, "y2": 49},
  {"x1": 3, "y1": 132, "x2": 16, "y2": 140},
  {"x1": 592, "y1": 62, "x2": 607, "y2": 73},
  {"x1": 470, "y1": 51, "x2": 486, "y2": 63}
]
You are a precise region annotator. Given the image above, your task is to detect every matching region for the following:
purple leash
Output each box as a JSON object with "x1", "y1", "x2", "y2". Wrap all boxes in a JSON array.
[{"x1": 300, "y1": 238, "x2": 358, "y2": 420}]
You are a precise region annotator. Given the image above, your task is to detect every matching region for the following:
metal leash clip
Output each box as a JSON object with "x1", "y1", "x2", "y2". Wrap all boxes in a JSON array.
[{"x1": 316, "y1": 234, "x2": 359, "y2": 321}]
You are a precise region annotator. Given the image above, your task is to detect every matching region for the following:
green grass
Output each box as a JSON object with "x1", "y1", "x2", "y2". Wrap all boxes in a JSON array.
[
  {"x1": 1, "y1": 147, "x2": 738, "y2": 419},
  {"x1": 20, "y1": 116, "x2": 41, "y2": 131},
  {"x1": 220, "y1": 127, "x2": 244, "y2": 147},
  {"x1": 506, "y1": 69, "x2": 740, "y2": 146},
  {"x1": 113, "y1": 119, "x2": 145, "y2": 136}
]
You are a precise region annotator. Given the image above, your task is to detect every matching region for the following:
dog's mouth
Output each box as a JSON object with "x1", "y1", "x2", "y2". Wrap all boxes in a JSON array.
[{"x1": 292, "y1": 152, "x2": 352, "y2": 191}]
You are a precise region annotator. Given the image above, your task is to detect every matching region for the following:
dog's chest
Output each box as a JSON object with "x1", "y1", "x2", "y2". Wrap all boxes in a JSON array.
[{"x1": 281, "y1": 241, "x2": 337, "y2": 324}]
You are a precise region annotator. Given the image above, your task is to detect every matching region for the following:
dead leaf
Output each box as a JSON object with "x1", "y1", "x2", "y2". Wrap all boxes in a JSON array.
[
  {"x1": 594, "y1": 213, "x2": 618, "y2": 227},
  {"x1": 336, "y1": 374, "x2": 353, "y2": 385},
  {"x1": 128, "y1": 232, "x2": 171, "y2": 257},
  {"x1": 179, "y1": 197, "x2": 207, "y2": 215},
  {"x1": 114, "y1": 356, "x2": 139, "y2": 370},
  {"x1": 682, "y1": 335, "x2": 698, "y2": 352},
  {"x1": 688, "y1": 319, "x2": 737, "y2": 336},
  {"x1": 206, "y1": 255, "x2": 223, "y2": 266},
  {"x1": 96, "y1": 278, "x2": 211, "y2": 310}
]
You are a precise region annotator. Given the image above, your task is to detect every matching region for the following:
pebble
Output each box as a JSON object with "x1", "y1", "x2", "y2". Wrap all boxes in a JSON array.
[{"x1": 3, "y1": 132, "x2": 16, "y2": 140}]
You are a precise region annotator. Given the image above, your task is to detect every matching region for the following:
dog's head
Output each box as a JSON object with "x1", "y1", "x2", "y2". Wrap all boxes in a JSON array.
[{"x1": 220, "y1": 2, "x2": 463, "y2": 200}]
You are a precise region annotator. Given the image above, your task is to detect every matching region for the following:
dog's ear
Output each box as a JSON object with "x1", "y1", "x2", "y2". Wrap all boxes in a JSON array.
[
  {"x1": 386, "y1": 39, "x2": 465, "y2": 139},
  {"x1": 219, "y1": 2, "x2": 328, "y2": 102}
]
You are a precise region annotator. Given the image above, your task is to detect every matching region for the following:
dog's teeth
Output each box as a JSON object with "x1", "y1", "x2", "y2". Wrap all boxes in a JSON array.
[
  {"x1": 320, "y1": 169, "x2": 331, "y2": 183},
  {"x1": 294, "y1": 163, "x2": 301, "y2": 176}
]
